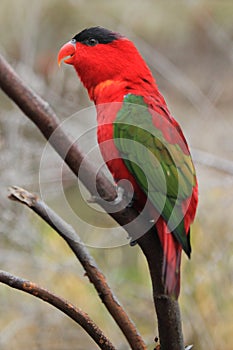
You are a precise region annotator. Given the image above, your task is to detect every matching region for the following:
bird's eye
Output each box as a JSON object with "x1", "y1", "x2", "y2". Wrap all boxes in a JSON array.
[
  {"x1": 71, "y1": 38, "x2": 76, "y2": 44},
  {"x1": 86, "y1": 38, "x2": 99, "y2": 46}
]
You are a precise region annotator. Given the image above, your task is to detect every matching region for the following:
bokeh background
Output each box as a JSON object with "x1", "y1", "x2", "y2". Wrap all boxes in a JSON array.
[{"x1": 0, "y1": 0, "x2": 232, "y2": 349}]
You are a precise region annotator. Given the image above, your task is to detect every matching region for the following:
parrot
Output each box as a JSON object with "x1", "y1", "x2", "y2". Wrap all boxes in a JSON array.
[{"x1": 58, "y1": 26, "x2": 198, "y2": 298}]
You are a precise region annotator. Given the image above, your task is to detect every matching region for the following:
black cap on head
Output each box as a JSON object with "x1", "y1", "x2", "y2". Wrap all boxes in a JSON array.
[{"x1": 72, "y1": 26, "x2": 121, "y2": 45}]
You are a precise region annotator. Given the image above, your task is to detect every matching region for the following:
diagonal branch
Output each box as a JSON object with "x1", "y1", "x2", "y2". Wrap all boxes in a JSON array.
[
  {"x1": 8, "y1": 185, "x2": 146, "y2": 350},
  {"x1": 0, "y1": 53, "x2": 185, "y2": 350},
  {"x1": 0, "y1": 270, "x2": 116, "y2": 350}
]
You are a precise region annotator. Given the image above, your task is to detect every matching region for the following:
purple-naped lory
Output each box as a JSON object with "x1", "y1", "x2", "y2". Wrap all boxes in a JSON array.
[{"x1": 58, "y1": 27, "x2": 198, "y2": 298}]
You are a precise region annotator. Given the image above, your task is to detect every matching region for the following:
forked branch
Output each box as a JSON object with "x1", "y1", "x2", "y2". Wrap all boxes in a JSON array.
[
  {"x1": 0, "y1": 53, "x2": 185, "y2": 350},
  {"x1": 8, "y1": 186, "x2": 146, "y2": 350}
]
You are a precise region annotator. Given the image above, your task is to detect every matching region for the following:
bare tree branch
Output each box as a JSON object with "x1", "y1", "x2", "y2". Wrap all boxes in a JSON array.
[
  {"x1": 137, "y1": 231, "x2": 184, "y2": 350},
  {"x1": 8, "y1": 185, "x2": 146, "y2": 350},
  {"x1": 0, "y1": 55, "x2": 116, "y2": 201},
  {"x1": 0, "y1": 53, "x2": 185, "y2": 350},
  {"x1": 0, "y1": 270, "x2": 116, "y2": 350}
]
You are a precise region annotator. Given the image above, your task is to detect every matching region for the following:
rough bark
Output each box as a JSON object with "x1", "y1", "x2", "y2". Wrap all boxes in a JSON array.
[
  {"x1": 0, "y1": 270, "x2": 116, "y2": 350},
  {"x1": 0, "y1": 54, "x2": 185, "y2": 350}
]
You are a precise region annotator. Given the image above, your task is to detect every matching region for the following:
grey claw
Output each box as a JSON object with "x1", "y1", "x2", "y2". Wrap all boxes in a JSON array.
[{"x1": 111, "y1": 186, "x2": 125, "y2": 205}]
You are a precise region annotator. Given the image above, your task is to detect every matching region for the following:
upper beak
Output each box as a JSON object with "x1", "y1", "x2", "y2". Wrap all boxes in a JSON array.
[{"x1": 57, "y1": 41, "x2": 76, "y2": 66}]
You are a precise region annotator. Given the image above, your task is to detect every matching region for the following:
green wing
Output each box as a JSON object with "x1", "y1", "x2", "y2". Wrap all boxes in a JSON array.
[{"x1": 113, "y1": 94, "x2": 196, "y2": 255}]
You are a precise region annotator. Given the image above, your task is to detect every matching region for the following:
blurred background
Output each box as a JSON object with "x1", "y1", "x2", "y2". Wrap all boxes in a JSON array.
[{"x1": 0, "y1": 0, "x2": 232, "y2": 349}]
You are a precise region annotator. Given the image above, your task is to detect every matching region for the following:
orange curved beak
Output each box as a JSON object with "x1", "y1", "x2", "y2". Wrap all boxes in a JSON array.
[{"x1": 57, "y1": 41, "x2": 76, "y2": 66}]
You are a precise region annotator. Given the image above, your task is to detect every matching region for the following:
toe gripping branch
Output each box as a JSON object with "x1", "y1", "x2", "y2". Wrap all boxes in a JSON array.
[{"x1": 88, "y1": 186, "x2": 131, "y2": 207}]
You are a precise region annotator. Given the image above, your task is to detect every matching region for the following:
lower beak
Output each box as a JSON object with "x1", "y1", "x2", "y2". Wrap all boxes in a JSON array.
[{"x1": 57, "y1": 41, "x2": 76, "y2": 66}]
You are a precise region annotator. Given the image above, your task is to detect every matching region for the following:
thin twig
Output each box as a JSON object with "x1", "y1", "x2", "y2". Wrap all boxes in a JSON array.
[
  {"x1": 0, "y1": 270, "x2": 116, "y2": 350},
  {"x1": 8, "y1": 185, "x2": 146, "y2": 350},
  {"x1": 0, "y1": 53, "x2": 185, "y2": 350},
  {"x1": 0, "y1": 54, "x2": 147, "y2": 350}
]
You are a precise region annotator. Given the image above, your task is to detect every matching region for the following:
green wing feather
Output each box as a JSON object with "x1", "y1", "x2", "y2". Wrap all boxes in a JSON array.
[{"x1": 113, "y1": 94, "x2": 196, "y2": 255}]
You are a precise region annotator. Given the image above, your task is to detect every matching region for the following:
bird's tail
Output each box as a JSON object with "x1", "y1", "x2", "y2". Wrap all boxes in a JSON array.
[{"x1": 156, "y1": 217, "x2": 182, "y2": 299}]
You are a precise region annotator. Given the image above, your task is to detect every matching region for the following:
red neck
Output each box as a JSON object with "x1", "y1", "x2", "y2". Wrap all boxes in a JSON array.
[{"x1": 72, "y1": 38, "x2": 159, "y2": 103}]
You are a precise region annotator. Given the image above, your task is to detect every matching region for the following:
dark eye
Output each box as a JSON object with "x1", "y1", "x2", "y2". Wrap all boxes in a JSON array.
[{"x1": 86, "y1": 38, "x2": 99, "y2": 46}]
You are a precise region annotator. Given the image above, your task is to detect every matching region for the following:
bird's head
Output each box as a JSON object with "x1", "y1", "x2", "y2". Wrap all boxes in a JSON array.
[{"x1": 58, "y1": 26, "x2": 154, "y2": 99}]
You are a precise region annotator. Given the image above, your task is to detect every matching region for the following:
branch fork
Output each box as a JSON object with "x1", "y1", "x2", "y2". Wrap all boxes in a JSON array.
[{"x1": 0, "y1": 53, "x2": 186, "y2": 350}]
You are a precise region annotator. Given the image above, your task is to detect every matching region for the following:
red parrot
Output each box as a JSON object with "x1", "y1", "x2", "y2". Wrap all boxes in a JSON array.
[{"x1": 58, "y1": 27, "x2": 198, "y2": 298}]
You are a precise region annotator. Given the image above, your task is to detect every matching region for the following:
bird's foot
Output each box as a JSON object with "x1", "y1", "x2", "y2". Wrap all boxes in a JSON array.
[
  {"x1": 87, "y1": 186, "x2": 132, "y2": 207},
  {"x1": 87, "y1": 187, "x2": 123, "y2": 205},
  {"x1": 111, "y1": 186, "x2": 125, "y2": 205}
]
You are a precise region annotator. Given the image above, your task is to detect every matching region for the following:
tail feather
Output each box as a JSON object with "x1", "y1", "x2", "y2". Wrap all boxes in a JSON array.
[
  {"x1": 162, "y1": 241, "x2": 182, "y2": 298},
  {"x1": 156, "y1": 217, "x2": 182, "y2": 298}
]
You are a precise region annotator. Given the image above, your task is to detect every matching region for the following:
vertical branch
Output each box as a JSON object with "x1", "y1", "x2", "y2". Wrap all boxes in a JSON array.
[
  {"x1": 0, "y1": 54, "x2": 185, "y2": 349},
  {"x1": 138, "y1": 230, "x2": 184, "y2": 350}
]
